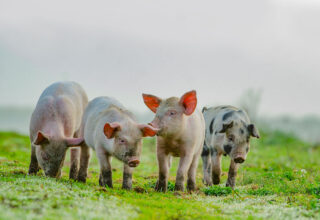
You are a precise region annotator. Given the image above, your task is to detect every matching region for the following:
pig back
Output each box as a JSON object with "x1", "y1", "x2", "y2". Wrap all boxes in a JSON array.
[
  {"x1": 81, "y1": 96, "x2": 127, "y2": 148},
  {"x1": 30, "y1": 81, "x2": 88, "y2": 140}
]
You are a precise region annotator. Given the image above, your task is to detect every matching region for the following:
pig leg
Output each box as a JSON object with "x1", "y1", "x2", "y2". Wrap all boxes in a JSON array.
[
  {"x1": 201, "y1": 146, "x2": 212, "y2": 186},
  {"x1": 122, "y1": 164, "x2": 133, "y2": 190},
  {"x1": 187, "y1": 152, "x2": 201, "y2": 191},
  {"x1": 155, "y1": 147, "x2": 170, "y2": 192},
  {"x1": 96, "y1": 146, "x2": 113, "y2": 188},
  {"x1": 226, "y1": 160, "x2": 239, "y2": 188},
  {"x1": 168, "y1": 155, "x2": 172, "y2": 169},
  {"x1": 69, "y1": 148, "x2": 80, "y2": 180},
  {"x1": 175, "y1": 153, "x2": 193, "y2": 191},
  {"x1": 211, "y1": 149, "x2": 222, "y2": 185},
  {"x1": 77, "y1": 144, "x2": 91, "y2": 183},
  {"x1": 28, "y1": 144, "x2": 40, "y2": 175}
]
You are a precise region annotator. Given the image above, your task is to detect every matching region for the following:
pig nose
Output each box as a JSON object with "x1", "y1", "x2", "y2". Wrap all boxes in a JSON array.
[
  {"x1": 148, "y1": 122, "x2": 158, "y2": 129},
  {"x1": 234, "y1": 157, "x2": 245, "y2": 163},
  {"x1": 128, "y1": 159, "x2": 140, "y2": 167}
]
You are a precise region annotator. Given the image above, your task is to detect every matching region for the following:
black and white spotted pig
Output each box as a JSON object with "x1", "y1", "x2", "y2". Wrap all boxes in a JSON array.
[{"x1": 201, "y1": 105, "x2": 260, "y2": 188}]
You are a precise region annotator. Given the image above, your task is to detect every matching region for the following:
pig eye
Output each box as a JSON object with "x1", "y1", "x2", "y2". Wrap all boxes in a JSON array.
[
  {"x1": 168, "y1": 110, "x2": 177, "y2": 116},
  {"x1": 119, "y1": 138, "x2": 127, "y2": 144},
  {"x1": 228, "y1": 135, "x2": 235, "y2": 142},
  {"x1": 41, "y1": 151, "x2": 49, "y2": 161}
]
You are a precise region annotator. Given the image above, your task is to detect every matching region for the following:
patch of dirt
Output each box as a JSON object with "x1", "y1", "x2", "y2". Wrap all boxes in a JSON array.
[
  {"x1": 134, "y1": 186, "x2": 146, "y2": 193},
  {"x1": 12, "y1": 170, "x2": 26, "y2": 175}
]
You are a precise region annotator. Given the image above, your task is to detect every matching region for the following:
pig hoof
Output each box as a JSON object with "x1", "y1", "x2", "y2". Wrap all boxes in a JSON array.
[
  {"x1": 212, "y1": 174, "x2": 220, "y2": 185},
  {"x1": 28, "y1": 166, "x2": 40, "y2": 175},
  {"x1": 174, "y1": 184, "x2": 184, "y2": 192},
  {"x1": 99, "y1": 178, "x2": 113, "y2": 188},
  {"x1": 203, "y1": 178, "x2": 213, "y2": 186},
  {"x1": 187, "y1": 181, "x2": 196, "y2": 191},
  {"x1": 226, "y1": 182, "x2": 235, "y2": 189},
  {"x1": 155, "y1": 180, "x2": 167, "y2": 192},
  {"x1": 122, "y1": 184, "x2": 132, "y2": 190},
  {"x1": 77, "y1": 175, "x2": 87, "y2": 183}
]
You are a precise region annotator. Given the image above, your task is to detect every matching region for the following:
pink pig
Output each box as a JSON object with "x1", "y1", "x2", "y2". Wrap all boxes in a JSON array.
[
  {"x1": 28, "y1": 81, "x2": 88, "y2": 178},
  {"x1": 142, "y1": 90, "x2": 205, "y2": 192}
]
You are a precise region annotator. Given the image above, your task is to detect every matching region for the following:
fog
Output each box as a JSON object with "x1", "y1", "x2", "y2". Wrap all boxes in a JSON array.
[{"x1": 0, "y1": 0, "x2": 320, "y2": 138}]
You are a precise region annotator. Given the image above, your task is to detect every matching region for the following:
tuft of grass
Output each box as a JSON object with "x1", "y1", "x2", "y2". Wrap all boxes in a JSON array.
[
  {"x1": 202, "y1": 185, "x2": 233, "y2": 196},
  {"x1": 306, "y1": 185, "x2": 320, "y2": 198},
  {"x1": 247, "y1": 187, "x2": 274, "y2": 196}
]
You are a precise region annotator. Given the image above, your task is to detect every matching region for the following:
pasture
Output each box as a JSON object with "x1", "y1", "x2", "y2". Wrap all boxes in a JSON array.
[{"x1": 0, "y1": 131, "x2": 319, "y2": 219}]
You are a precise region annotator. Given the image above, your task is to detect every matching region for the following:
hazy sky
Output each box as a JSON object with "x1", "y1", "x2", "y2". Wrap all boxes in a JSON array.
[{"x1": 0, "y1": 0, "x2": 319, "y2": 117}]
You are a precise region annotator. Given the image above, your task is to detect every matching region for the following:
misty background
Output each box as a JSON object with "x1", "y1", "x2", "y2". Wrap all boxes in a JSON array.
[{"x1": 0, "y1": 0, "x2": 319, "y2": 143}]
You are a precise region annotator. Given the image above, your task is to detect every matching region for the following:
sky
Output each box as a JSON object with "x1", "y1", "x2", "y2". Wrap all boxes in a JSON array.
[{"x1": 0, "y1": 0, "x2": 320, "y2": 117}]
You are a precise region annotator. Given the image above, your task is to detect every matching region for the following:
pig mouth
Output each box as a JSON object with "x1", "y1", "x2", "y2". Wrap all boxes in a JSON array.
[{"x1": 128, "y1": 159, "x2": 140, "y2": 167}]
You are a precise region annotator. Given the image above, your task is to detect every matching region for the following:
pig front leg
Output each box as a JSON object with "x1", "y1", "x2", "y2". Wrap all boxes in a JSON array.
[
  {"x1": 28, "y1": 144, "x2": 40, "y2": 175},
  {"x1": 77, "y1": 144, "x2": 91, "y2": 183},
  {"x1": 226, "y1": 160, "x2": 239, "y2": 188},
  {"x1": 201, "y1": 146, "x2": 212, "y2": 186},
  {"x1": 211, "y1": 149, "x2": 222, "y2": 185},
  {"x1": 122, "y1": 164, "x2": 133, "y2": 190},
  {"x1": 175, "y1": 154, "x2": 193, "y2": 191},
  {"x1": 96, "y1": 146, "x2": 113, "y2": 188},
  {"x1": 155, "y1": 147, "x2": 170, "y2": 192},
  {"x1": 69, "y1": 148, "x2": 80, "y2": 180}
]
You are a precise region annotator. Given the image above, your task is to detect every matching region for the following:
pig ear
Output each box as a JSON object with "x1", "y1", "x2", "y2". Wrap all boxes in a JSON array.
[
  {"x1": 179, "y1": 90, "x2": 197, "y2": 115},
  {"x1": 33, "y1": 131, "x2": 49, "y2": 145},
  {"x1": 139, "y1": 124, "x2": 159, "y2": 137},
  {"x1": 65, "y1": 138, "x2": 84, "y2": 147},
  {"x1": 247, "y1": 124, "x2": 260, "y2": 138},
  {"x1": 104, "y1": 122, "x2": 121, "y2": 139},
  {"x1": 142, "y1": 94, "x2": 161, "y2": 113},
  {"x1": 218, "y1": 121, "x2": 234, "y2": 133}
]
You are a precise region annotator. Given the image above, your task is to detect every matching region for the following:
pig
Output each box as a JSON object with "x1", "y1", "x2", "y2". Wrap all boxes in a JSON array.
[
  {"x1": 201, "y1": 105, "x2": 260, "y2": 188},
  {"x1": 77, "y1": 96, "x2": 158, "y2": 189},
  {"x1": 28, "y1": 81, "x2": 88, "y2": 178},
  {"x1": 142, "y1": 90, "x2": 205, "y2": 192}
]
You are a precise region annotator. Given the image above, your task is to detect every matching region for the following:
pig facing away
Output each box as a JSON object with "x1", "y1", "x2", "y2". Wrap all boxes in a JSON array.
[
  {"x1": 77, "y1": 97, "x2": 157, "y2": 189},
  {"x1": 29, "y1": 81, "x2": 88, "y2": 178},
  {"x1": 142, "y1": 90, "x2": 205, "y2": 192},
  {"x1": 201, "y1": 105, "x2": 260, "y2": 188}
]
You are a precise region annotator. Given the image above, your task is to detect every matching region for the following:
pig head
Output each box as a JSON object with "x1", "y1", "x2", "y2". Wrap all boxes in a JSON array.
[
  {"x1": 142, "y1": 90, "x2": 197, "y2": 137},
  {"x1": 33, "y1": 131, "x2": 84, "y2": 177}
]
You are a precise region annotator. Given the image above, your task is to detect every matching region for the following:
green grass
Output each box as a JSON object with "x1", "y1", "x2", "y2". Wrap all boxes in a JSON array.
[{"x1": 0, "y1": 130, "x2": 319, "y2": 219}]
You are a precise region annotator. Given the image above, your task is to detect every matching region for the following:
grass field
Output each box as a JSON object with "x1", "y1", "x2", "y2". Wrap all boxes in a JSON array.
[{"x1": 0, "y1": 131, "x2": 319, "y2": 219}]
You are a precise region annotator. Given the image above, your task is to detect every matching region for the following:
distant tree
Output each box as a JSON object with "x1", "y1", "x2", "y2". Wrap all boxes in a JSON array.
[{"x1": 237, "y1": 88, "x2": 262, "y2": 123}]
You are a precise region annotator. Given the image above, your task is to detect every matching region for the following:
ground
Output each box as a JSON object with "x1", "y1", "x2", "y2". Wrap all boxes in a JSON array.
[{"x1": 0, "y1": 131, "x2": 319, "y2": 219}]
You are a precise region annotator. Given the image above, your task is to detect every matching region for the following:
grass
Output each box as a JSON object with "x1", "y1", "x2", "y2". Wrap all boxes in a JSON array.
[{"x1": 0, "y1": 130, "x2": 319, "y2": 219}]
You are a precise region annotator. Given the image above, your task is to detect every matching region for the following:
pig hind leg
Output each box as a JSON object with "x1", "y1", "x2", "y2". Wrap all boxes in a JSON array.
[
  {"x1": 201, "y1": 146, "x2": 212, "y2": 186},
  {"x1": 77, "y1": 143, "x2": 91, "y2": 182},
  {"x1": 96, "y1": 146, "x2": 113, "y2": 188},
  {"x1": 69, "y1": 148, "x2": 80, "y2": 180},
  {"x1": 28, "y1": 144, "x2": 40, "y2": 175},
  {"x1": 69, "y1": 131, "x2": 82, "y2": 180},
  {"x1": 211, "y1": 149, "x2": 222, "y2": 185}
]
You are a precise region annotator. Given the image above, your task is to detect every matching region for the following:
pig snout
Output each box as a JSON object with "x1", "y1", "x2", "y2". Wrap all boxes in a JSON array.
[
  {"x1": 234, "y1": 156, "x2": 245, "y2": 164},
  {"x1": 128, "y1": 159, "x2": 140, "y2": 167}
]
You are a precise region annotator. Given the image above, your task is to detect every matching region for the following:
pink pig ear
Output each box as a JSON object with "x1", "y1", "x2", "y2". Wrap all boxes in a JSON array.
[
  {"x1": 142, "y1": 94, "x2": 161, "y2": 113},
  {"x1": 179, "y1": 90, "x2": 197, "y2": 115},
  {"x1": 104, "y1": 122, "x2": 121, "y2": 139},
  {"x1": 33, "y1": 131, "x2": 49, "y2": 145},
  {"x1": 65, "y1": 138, "x2": 84, "y2": 147},
  {"x1": 139, "y1": 124, "x2": 159, "y2": 137}
]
